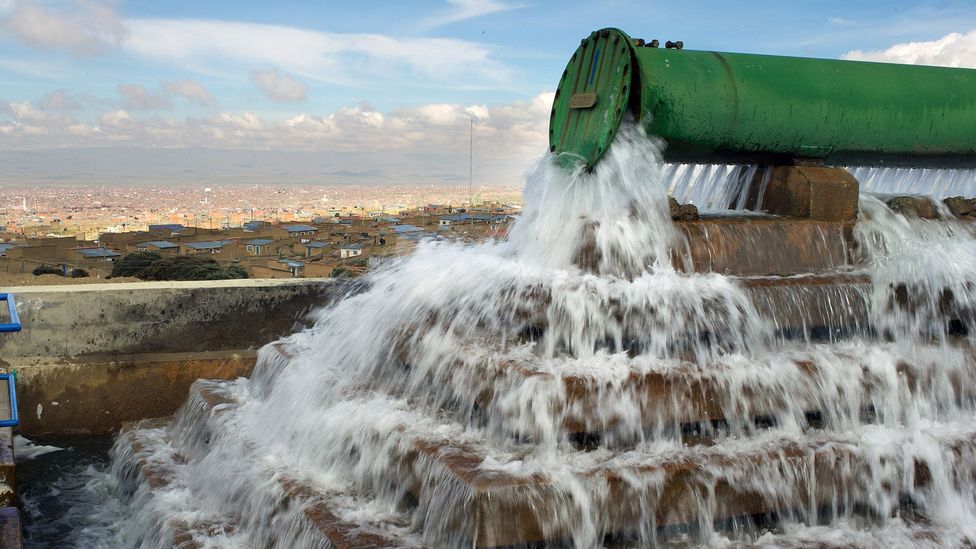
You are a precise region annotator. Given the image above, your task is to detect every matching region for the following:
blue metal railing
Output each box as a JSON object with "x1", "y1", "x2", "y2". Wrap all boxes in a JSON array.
[
  {"x1": 0, "y1": 373, "x2": 18, "y2": 428},
  {"x1": 0, "y1": 294, "x2": 20, "y2": 333},
  {"x1": 0, "y1": 294, "x2": 20, "y2": 427}
]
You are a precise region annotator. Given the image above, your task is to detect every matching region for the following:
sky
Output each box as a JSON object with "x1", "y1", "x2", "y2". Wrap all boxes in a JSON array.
[{"x1": 1, "y1": 0, "x2": 976, "y2": 186}]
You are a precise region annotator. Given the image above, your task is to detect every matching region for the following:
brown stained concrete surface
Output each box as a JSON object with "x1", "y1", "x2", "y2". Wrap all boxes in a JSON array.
[
  {"x1": 741, "y1": 273, "x2": 871, "y2": 332},
  {"x1": 0, "y1": 273, "x2": 142, "y2": 288},
  {"x1": 281, "y1": 479, "x2": 422, "y2": 549},
  {"x1": 5, "y1": 350, "x2": 257, "y2": 437},
  {"x1": 0, "y1": 508, "x2": 22, "y2": 549},
  {"x1": 119, "y1": 419, "x2": 216, "y2": 547},
  {"x1": 678, "y1": 217, "x2": 854, "y2": 276},
  {"x1": 410, "y1": 433, "x2": 945, "y2": 548},
  {"x1": 449, "y1": 277, "x2": 871, "y2": 439},
  {"x1": 0, "y1": 368, "x2": 14, "y2": 511},
  {"x1": 121, "y1": 409, "x2": 421, "y2": 549},
  {"x1": 751, "y1": 166, "x2": 859, "y2": 222},
  {"x1": 0, "y1": 428, "x2": 12, "y2": 509},
  {"x1": 0, "y1": 278, "x2": 352, "y2": 358}
]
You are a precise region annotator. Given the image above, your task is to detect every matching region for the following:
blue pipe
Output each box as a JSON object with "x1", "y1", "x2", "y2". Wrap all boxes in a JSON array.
[
  {"x1": 0, "y1": 374, "x2": 18, "y2": 428},
  {"x1": 0, "y1": 294, "x2": 20, "y2": 426},
  {"x1": 0, "y1": 294, "x2": 19, "y2": 333}
]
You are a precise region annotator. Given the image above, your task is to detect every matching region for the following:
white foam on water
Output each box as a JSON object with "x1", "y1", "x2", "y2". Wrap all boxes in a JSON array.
[{"x1": 14, "y1": 436, "x2": 63, "y2": 462}]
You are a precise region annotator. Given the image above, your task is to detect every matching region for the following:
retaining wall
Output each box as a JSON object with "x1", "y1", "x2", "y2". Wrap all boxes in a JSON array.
[{"x1": 0, "y1": 279, "x2": 352, "y2": 436}]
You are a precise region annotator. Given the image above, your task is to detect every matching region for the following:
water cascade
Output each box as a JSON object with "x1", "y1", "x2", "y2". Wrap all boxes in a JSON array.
[{"x1": 23, "y1": 122, "x2": 976, "y2": 548}]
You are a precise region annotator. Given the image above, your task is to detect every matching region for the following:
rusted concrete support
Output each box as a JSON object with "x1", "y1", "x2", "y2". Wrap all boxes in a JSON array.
[
  {"x1": 0, "y1": 429, "x2": 13, "y2": 510},
  {"x1": 0, "y1": 508, "x2": 23, "y2": 549},
  {"x1": 0, "y1": 373, "x2": 14, "y2": 510},
  {"x1": 678, "y1": 218, "x2": 855, "y2": 276},
  {"x1": 6, "y1": 350, "x2": 256, "y2": 437},
  {"x1": 750, "y1": 166, "x2": 859, "y2": 222}
]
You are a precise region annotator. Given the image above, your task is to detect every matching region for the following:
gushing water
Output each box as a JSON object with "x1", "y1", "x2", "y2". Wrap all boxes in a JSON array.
[
  {"x1": 38, "y1": 125, "x2": 976, "y2": 548},
  {"x1": 665, "y1": 163, "x2": 763, "y2": 212},
  {"x1": 850, "y1": 166, "x2": 976, "y2": 199}
]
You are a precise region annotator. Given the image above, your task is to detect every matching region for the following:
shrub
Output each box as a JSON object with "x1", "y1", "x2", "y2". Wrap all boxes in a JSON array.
[
  {"x1": 139, "y1": 256, "x2": 249, "y2": 281},
  {"x1": 32, "y1": 265, "x2": 63, "y2": 276},
  {"x1": 68, "y1": 268, "x2": 89, "y2": 278},
  {"x1": 223, "y1": 265, "x2": 249, "y2": 279},
  {"x1": 111, "y1": 251, "x2": 162, "y2": 278}
]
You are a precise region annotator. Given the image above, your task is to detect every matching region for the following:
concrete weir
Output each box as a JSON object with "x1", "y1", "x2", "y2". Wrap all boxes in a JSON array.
[{"x1": 13, "y1": 164, "x2": 976, "y2": 547}]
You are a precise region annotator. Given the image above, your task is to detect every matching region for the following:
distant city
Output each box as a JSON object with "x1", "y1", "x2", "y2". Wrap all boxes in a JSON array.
[
  {"x1": 0, "y1": 184, "x2": 523, "y2": 240},
  {"x1": 0, "y1": 183, "x2": 524, "y2": 285}
]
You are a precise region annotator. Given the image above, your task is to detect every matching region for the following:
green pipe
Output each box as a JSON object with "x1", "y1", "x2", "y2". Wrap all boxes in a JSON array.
[{"x1": 549, "y1": 28, "x2": 976, "y2": 169}]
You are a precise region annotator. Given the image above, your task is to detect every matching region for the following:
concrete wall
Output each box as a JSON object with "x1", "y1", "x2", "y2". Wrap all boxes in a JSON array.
[
  {"x1": 0, "y1": 278, "x2": 353, "y2": 436},
  {"x1": 0, "y1": 278, "x2": 349, "y2": 357}
]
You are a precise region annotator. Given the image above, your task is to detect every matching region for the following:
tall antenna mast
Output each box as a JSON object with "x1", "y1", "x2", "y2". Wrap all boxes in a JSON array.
[{"x1": 469, "y1": 117, "x2": 473, "y2": 205}]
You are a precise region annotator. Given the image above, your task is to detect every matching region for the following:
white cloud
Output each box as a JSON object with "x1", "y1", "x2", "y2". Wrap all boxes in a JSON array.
[
  {"x1": 165, "y1": 79, "x2": 216, "y2": 106},
  {"x1": 0, "y1": 0, "x2": 126, "y2": 55},
  {"x1": 117, "y1": 84, "x2": 171, "y2": 110},
  {"x1": 1, "y1": 5, "x2": 517, "y2": 91},
  {"x1": 250, "y1": 69, "x2": 307, "y2": 103},
  {"x1": 0, "y1": 92, "x2": 555, "y2": 182},
  {"x1": 98, "y1": 109, "x2": 136, "y2": 129},
  {"x1": 212, "y1": 111, "x2": 264, "y2": 132},
  {"x1": 37, "y1": 89, "x2": 85, "y2": 111},
  {"x1": 116, "y1": 81, "x2": 218, "y2": 110},
  {"x1": 419, "y1": 0, "x2": 522, "y2": 30},
  {"x1": 8, "y1": 100, "x2": 61, "y2": 123},
  {"x1": 121, "y1": 19, "x2": 514, "y2": 90},
  {"x1": 842, "y1": 29, "x2": 976, "y2": 68}
]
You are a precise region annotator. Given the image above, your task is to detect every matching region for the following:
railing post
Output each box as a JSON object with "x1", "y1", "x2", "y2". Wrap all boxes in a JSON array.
[
  {"x1": 0, "y1": 294, "x2": 21, "y2": 427},
  {"x1": 0, "y1": 294, "x2": 20, "y2": 333}
]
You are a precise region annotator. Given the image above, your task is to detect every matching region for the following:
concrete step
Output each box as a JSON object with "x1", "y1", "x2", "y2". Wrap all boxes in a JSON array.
[
  {"x1": 393, "y1": 336, "x2": 976, "y2": 447},
  {"x1": 137, "y1": 364, "x2": 976, "y2": 548},
  {"x1": 168, "y1": 379, "x2": 242, "y2": 463},
  {"x1": 115, "y1": 418, "x2": 231, "y2": 549},
  {"x1": 278, "y1": 477, "x2": 423, "y2": 549},
  {"x1": 471, "y1": 273, "x2": 873, "y2": 351},
  {"x1": 509, "y1": 343, "x2": 976, "y2": 445},
  {"x1": 740, "y1": 274, "x2": 870, "y2": 339},
  {"x1": 163, "y1": 342, "x2": 976, "y2": 547},
  {"x1": 124, "y1": 382, "x2": 423, "y2": 549},
  {"x1": 405, "y1": 429, "x2": 976, "y2": 548},
  {"x1": 678, "y1": 216, "x2": 853, "y2": 277}
]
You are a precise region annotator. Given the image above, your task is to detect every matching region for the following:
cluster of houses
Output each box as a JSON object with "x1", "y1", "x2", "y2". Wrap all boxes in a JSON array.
[{"x1": 0, "y1": 205, "x2": 516, "y2": 280}]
